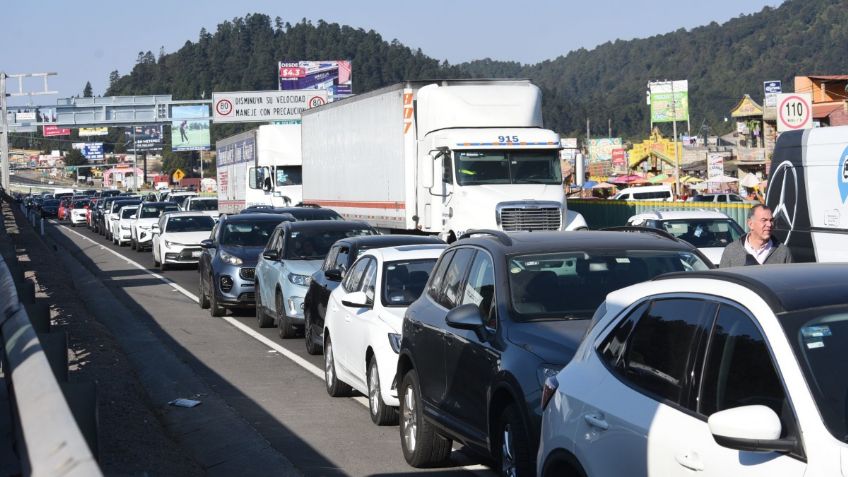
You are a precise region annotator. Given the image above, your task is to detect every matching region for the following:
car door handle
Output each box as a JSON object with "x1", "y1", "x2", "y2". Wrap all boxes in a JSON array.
[
  {"x1": 583, "y1": 413, "x2": 609, "y2": 430},
  {"x1": 674, "y1": 451, "x2": 704, "y2": 472}
]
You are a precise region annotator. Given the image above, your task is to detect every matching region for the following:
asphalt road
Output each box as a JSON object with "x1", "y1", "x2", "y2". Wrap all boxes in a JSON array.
[{"x1": 48, "y1": 218, "x2": 496, "y2": 477}]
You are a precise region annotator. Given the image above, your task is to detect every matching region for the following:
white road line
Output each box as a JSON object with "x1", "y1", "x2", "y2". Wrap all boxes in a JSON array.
[{"x1": 55, "y1": 222, "x2": 492, "y2": 475}]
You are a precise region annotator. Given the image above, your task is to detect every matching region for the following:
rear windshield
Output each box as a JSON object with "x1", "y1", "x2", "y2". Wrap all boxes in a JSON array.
[
  {"x1": 221, "y1": 221, "x2": 280, "y2": 247},
  {"x1": 166, "y1": 215, "x2": 215, "y2": 233},
  {"x1": 121, "y1": 208, "x2": 138, "y2": 219},
  {"x1": 139, "y1": 204, "x2": 178, "y2": 218},
  {"x1": 288, "y1": 209, "x2": 344, "y2": 221},
  {"x1": 285, "y1": 228, "x2": 376, "y2": 260},
  {"x1": 73, "y1": 200, "x2": 90, "y2": 208},
  {"x1": 188, "y1": 199, "x2": 218, "y2": 211},
  {"x1": 508, "y1": 250, "x2": 709, "y2": 321}
]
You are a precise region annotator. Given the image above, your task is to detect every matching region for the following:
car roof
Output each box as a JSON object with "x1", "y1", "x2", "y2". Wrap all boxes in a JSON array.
[
  {"x1": 278, "y1": 220, "x2": 373, "y2": 231},
  {"x1": 629, "y1": 210, "x2": 732, "y2": 221},
  {"x1": 140, "y1": 202, "x2": 179, "y2": 207},
  {"x1": 222, "y1": 213, "x2": 295, "y2": 223},
  {"x1": 163, "y1": 211, "x2": 213, "y2": 218},
  {"x1": 655, "y1": 263, "x2": 848, "y2": 313},
  {"x1": 335, "y1": 234, "x2": 444, "y2": 248},
  {"x1": 454, "y1": 230, "x2": 699, "y2": 256},
  {"x1": 362, "y1": 244, "x2": 447, "y2": 262}
]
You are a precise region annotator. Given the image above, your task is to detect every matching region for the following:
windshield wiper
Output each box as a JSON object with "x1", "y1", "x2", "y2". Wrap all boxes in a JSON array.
[{"x1": 516, "y1": 179, "x2": 556, "y2": 184}]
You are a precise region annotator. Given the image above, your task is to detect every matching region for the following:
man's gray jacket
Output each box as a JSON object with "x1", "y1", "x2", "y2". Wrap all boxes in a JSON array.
[{"x1": 719, "y1": 235, "x2": 793, "y2": 268}]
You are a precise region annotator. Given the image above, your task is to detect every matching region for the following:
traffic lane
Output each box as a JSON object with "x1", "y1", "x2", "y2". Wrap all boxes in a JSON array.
[{"x1": 51, "y1": 221, "x2": 495, "y2": 476}]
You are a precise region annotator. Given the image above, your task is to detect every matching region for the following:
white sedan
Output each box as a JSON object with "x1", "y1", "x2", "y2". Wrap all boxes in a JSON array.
[
  {"x1": 111, "y1": 205, "x2": 139, "y2": 246},
  {"x1": 323, "y1": 244, "x2": 445, "y2": 425},
  {"x1": 152, "y1": 212, "x2": 215, "y2": 271},
  {"x1": 130, "y1": 202, "x2": 179, "y2": 251},
  {"x1": 538, "y1": 263, "x2": 848, "y2": 477}
]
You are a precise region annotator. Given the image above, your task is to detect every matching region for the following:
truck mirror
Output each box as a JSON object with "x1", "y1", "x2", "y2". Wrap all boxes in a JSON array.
[
  {"x1": 263, "y1": 176, "x2": 272, "y2": 192},
  {"x1": 422, "y1": 152, "x2": 436, "y2": 188}
]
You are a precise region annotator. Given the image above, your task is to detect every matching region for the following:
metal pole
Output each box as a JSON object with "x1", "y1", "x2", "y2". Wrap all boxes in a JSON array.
[
  {"x1": 672, "y1": 81, "x2": 681, "y2": 200},
  {"x1": 200, "y1": 150, "x2": 204, "y2": 180},
  {"x1": 132, "y1": 125, "x2": 137, "y2": 192},
  {"x1": 1, "y1": 72, "x2": 9, "y2": 190}
]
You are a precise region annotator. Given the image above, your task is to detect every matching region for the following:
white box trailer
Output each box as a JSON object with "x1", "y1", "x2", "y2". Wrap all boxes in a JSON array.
[
  {"x1": 301, "y1": 79, "x2": 586, "y2": 240},
  {"x1": 216, "y1": 125, "x2": 303, "y2": 214}
]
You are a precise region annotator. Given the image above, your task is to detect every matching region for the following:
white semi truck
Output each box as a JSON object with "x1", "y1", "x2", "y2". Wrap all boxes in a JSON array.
[
  {"x1": 301, "y1": 79, "x2": 587, "y2": 240},
  {"x1": 216, "y1": 125, "x2": 303, "y2": 214}
]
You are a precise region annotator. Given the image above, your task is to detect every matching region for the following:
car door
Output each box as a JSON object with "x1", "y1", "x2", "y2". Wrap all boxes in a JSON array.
[
  {"x1": 258, "y1": 229, "x2": 283, "y2": 310},
  {"x1": 153, "y1": 216, "x2": 166, "y2": 262},
  {"x1": 200, "y1": 222, "x2": 219, "y2": 289},
  {"x1": 329, "y1": 257, "x2": 370, "y2": 375},
  {"x1": 342, "y1": 257, "x2": 379, "y2": 389},
  {"x1": 442, "y1": 249, "x2": 500, "y2": 443},
  {"x1": 574, "y1": 297, "x2": 718, "y2": 477}
]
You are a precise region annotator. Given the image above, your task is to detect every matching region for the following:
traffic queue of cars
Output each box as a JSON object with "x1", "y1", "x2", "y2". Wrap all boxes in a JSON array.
[{"x1": 21, "y1": 188, "x2": 848, "y2": 476}]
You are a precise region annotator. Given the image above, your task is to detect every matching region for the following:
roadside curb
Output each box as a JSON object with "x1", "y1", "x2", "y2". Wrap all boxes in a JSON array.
[{"x1": 44, "y1": 222, "x2": 301, "y2": 476}]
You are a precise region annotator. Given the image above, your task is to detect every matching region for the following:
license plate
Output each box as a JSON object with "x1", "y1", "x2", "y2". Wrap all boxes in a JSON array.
[{"x1": 192, "y1": 251, "x2": 201, "y2": 257}]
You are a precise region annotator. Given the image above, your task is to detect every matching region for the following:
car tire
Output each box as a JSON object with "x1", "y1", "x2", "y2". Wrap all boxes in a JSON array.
[
  {"x1": 131, "y1": 238, "x2": 136, "y2": 250},
  {"x1": 304, "y1": 312, "x2": 321, "y2": 355},
  {"x1": 159, "y1": 258, "x2": 168, "y2": 272},
  {"x1": 276, "y1": 291, "x2": 296, "y2": 339},
  {"x1": 496, "y1": 404, "x2": 533, "y2": 477},
  {"x1": 323, "y1": 336, "x2": 351, "y2": 397},
  {"x1": 399, "y1": 369, "x2": 452, "y2": 467},
  {"x1": 255, "y1": 283, "x2": 273, "y2": 328},
  {"x1": 209, "y1": 280, "x2": 225, "y2": 317},
  {"x1": 369, "y1": 358, "x2": 398, "y2": 426},
  {"x1": 198, "y1": 273, "x2": 211, "y2": 309}
]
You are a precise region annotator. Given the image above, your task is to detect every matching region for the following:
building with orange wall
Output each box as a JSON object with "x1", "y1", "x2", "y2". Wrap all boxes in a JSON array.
[{"x1": 794, "y1": 75, "x2": 848, "y2": 127}]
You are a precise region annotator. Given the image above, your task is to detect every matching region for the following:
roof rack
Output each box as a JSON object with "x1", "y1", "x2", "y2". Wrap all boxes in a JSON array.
[
  {"x1": 295, "y1": 202, "x2": 322, "y2": 208},
  {"x1": 458, "y1": 229, "x2": 512, "y2": 246},
  {"x1": 601, "y1": 226, "x2": 680, "y2": 243}
]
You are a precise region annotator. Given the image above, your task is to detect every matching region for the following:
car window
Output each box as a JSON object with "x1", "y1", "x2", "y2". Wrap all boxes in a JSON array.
[
  {"x1": 285, "y1": 228, "x2": 375, "y2": 260},
  {"x1": 461, "y1": 252, "x2": 497, "y2": 330},
  {"x1": 323, "y1": 245, "x2": 340, "y2": 271},
  {"x1": 699, "y1": 305, "x2": 787, "y2": 418},
  {"x1": 427, "y1": 250, "x2": 455, "y2": 302},
  {"x1": 264, "y1": 229, "x2": 281, "y2": 253},
  {"x1": 438, "y1": 248, "x2": 476, "y2": 309},
  {"x1": 359, "y1": 259, "x2": 378, "y2": 305},
  {"x1": 382, "y1": 259, "x2": 438, "y2": 307},
  {"x1": 602, "y1": 298, "x2": 717, "y2": 407},
  {"x1": 729, "y1": 194, "x2": 744, "y2": 202},
  {"x1": 343, "y1": 257, "x2": 371, "y2": 293},
  {"x1": 164, "y1": 215, "x2": 214, "y2": 233},
  {"x1": 716, "y1": 195, "x2": 727, "y2": 202},
  {"x1": 333, "y1": 246, "x2": 351, "y2": 273}
]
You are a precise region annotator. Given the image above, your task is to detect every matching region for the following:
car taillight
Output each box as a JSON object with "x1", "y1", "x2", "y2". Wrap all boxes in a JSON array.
[{"x1": 540, "y1": 376, "x2": 559, "y2": 411}]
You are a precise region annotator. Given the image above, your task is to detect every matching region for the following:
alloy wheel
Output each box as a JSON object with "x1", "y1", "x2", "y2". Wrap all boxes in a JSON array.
[
  {"x1": 402, "y1": 384, "x2": 417, "y2": 452},
  {"x1": 501, "y1": 423, "x2": 516, "y2": 477},
  {"x1": 369, "y1": 362, "x2": 380, "y2": 416}
]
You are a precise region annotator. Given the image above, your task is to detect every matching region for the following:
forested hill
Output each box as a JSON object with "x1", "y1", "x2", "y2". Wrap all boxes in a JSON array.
[{"x1": 107, "y1": 0, "x2": 848, "y2": 140}]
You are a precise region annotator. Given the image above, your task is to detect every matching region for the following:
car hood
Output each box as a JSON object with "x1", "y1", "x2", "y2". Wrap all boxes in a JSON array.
[
  {"x1": 699, "y1": 247, "x2": 722, "y2": 266},
  {"x1": 162, "y1": 231, "x2": 211, "y2": 245},
  {"x1": 506, "y1": 319, "x2": 591, "y2": 365},
  {"x1": 283, "y1": 259, "x2": 323, "y2": 276},
  {"x1": 134, "y1": 217, "x2": 159, "y2": 227},
  {"x1": 220, "y1": 245, "x2": 264, "y2": 264}
]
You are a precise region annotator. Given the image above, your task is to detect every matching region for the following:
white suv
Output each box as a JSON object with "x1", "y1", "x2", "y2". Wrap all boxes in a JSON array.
[
  {"x1": 538, "y1": 264, "x2": 848, "y2": 477},
  {"x1": 626, "y1": 210, "x2": 745, "y2": 265},
  {"x1": 112, "y1": 205, "x2": 139, "y2": 246}
]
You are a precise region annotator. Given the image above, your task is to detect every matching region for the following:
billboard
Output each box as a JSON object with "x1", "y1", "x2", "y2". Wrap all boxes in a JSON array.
[
  {"x1": 73, "y1": 142, "x2": 104, "y2": 161},
  {"x1": 43, "y1": 125, "x2": 71, "y2": 137},
  {"x1": 278, "y1": 60, "x2": 352, "y2": 98},
  {"x1": 125, "y1": 126, "x2": 164, "y2": 151},
  {"x1": 764, "y1": 80, "x2": 782, "y2": 108},
  {"x1": 171, "y1": 105, "x2": 210, "y2": 151},
  {"x1": 650, "y1": 80, "x2": 689, "y2": 123},
  {"x1": 212, "y1": 90, "x2": 327, "y2": 123},
  {"x1": 588, "y1": 138, "x2": 623, "y2": 163},
  {"x1": 80, "y1": 127, "x2": 109, "y2": 137},
  {"x1": 707, "y1": 153, "x2": 724, "y2": 180}
]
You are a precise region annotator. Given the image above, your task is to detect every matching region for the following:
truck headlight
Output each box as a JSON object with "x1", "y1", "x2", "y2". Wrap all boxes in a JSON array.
[
  {"x1": 287, "y1": 273, "x2": 311, "y2": 286},
  {"x1": 220, "y1": 251, "x2": 243, "y2": 266}
]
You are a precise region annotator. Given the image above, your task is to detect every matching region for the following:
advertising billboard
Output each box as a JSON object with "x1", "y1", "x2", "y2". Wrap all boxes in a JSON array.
[
  {"x1": 278, "y1": 60, "x2": 352, "y2": 98},
  {"x1": 43, "y1": 125, "x2": 71, "y2": 137},
  {"x1": 73, "y1": 142, "x2": 104, "y2": 161},
  {"x1": 707, "y1": 153, "x2": 724, "y2": 180},
  {"x1": 171, "y1": 105, "x2": 210, "y2": 151},
  {"x1": 212, "y1": 90, "x2": 327, "y2": 123},
  {"x1": 588, "y1": 138, "x2": 623, "y2": 163},
  {"x1": 125, "y1": 126, "x2": 164, "y2": 151},
  {"x1": 650, "y1": 80, "x2": 689, "y2": 123},
  {"x1": 79, "y1": 127, "x2": 109, "y2": 137}
]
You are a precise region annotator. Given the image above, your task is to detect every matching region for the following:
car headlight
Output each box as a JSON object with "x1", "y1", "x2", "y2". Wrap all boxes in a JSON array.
[
  {"x1": 220, "y1": 251, "x2": 243, "y2": 266},
  {"x1": 388, "y1": 333, "x2": 402, "y2": 354},
  {"x1": 120, "y1": 224, "x2": 130, "y2": 230},
  {"x1": 287, "y1": 273, "x2": 311, "y2": 286},
  {"x1": 164, "y1": 240, "x2": 179, "y2": 249},
  {"x1": 537, "y1": 364, "x2": 564, "y2": 386}
]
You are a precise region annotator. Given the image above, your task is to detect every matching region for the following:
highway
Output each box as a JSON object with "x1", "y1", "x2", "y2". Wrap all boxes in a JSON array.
[{"x1": 46, "y1": 218, "x2": 495, "y2": 477}]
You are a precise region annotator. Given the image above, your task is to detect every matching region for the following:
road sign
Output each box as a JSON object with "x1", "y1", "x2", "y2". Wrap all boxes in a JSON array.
[
  {"x1": 777, "y1": 93, "x2": 812, "y2": 132},
  {"x1": 764, "y1": 80, "x2": 782, "y2": 108},
  {"x1": 212, "y1": 90, "x2": 328, "y2": 123},
  {"x1": 173, "y1": 169, "x2": 185, "y2": 181}
]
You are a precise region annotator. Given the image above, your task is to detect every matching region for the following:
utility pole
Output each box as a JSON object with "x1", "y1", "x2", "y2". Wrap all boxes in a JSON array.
[
  {"x1": 672, "y1": 81, "x2": 681, "y2": 200},
  {"x1": 1, "y1": 72, "x2": 57, "y2": 190}
]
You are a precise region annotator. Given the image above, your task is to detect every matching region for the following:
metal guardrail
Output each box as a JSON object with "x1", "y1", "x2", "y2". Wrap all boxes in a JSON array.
[{"x1": 0, "y1": 200, "x2": 102, "y2": 476}]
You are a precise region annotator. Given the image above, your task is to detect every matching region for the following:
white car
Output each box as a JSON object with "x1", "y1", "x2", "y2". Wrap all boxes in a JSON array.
[
  {"x1": 626, "y1": 210, "x2": 745, "y2": 265},
  {"x1": 323, "y1": 244, "x2": 446, "y2": 425},
  {"x1": 111, "y1": 205, "x2": 139, "y2": 246},
  {"x1": 538, "y1": 263, "x2": 848, "y2": 477},
  {"x1": 182, "y1": 196, "x2": 220, "y2": 220},
  {"x1": 130, "y1": 202, "x2": 179, "y2": 251},
  {"x1": 152, "y1": 212, "x2": 216, "y2": 271},
  {"x1": 69, "y1": 198, "x2": 90, "y2": 227},
  {"x1": 169, "y1": 191, "x2": 198, "y2": 210}
]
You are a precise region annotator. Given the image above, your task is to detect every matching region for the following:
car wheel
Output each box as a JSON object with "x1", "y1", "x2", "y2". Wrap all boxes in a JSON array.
[
  {"x1": 209, "y1": 279, "x2": 225, "y2": 317},
  {"x1": 198, "y1": 272, "x2": 210, "y2": 309},
  {"x1": 304, "y1": 312, "x2": 321, "y2": 355},
  {"x1": 131, "y1": 237, "x2": 137, "y2": 250},
  {"x1": 153, "y1": 248, "x2": 160, "y2": 267},
  {"x1": 496, "y1": 405, "x2": 533, "y2": 477},
  {"x1": 369, "y1": 358, "x2": 398, "y2": 426},
  {"x1": 399, "y1": 369, "x2": 452, "y2": 467},
  {"x1": 255, "y1": 283, "x2": 273, "y2": 328},
  {"x1": 159, "y1": 257, "x2": 168, "y2": 272},
  {"x1": 323, "y1": 336, "x2": 351, "y2": 397},
  {"x1": 276, "y1": 291, "x2": 296, "y2": 339}
]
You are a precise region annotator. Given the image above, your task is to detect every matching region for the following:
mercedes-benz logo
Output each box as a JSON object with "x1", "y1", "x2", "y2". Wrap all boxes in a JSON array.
[{"x1": 766, "y1": 160, "x2": 798, "y2": 244}]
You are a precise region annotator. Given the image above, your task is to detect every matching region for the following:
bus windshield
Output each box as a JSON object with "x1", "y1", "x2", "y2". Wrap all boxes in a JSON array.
[{"x1": 454, "y1": 150, "x2": 562, "y2": 186}]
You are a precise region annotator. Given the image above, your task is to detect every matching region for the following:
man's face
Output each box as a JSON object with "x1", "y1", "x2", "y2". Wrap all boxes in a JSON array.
[{"x1": 748, "y1": 207, "x2": 774, "y2": 242}]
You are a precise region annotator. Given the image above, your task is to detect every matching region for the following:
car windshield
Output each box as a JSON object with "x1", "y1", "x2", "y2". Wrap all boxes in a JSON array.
[
  {"x1": 781, "y1": 305, "x2": 848, "y2": 443},
  {"x1": 73, "y1": 200, "x2": 89, "y2": 208},
  {"x1": 166, "y1": 215, "x2": 215, "y2": 233},
  {"x1": 44, "y1": 200, "x2": 59, "y2": 206},
  {"x1": 508, "y1": 250, "x2": 710, "y2": 321},
  {"x1": 188, "y1": 199, "x2": 218, "y2": 211},
  {"x1": 454, "y1": 150, "x2": 562, "y2": 186},
  {"x1": 221, "y1": 221, "x2": 280, "y2": 247},
  {"x1": 275, "y1": 166, "x2": 303, "y2": 187},
  {"x1": 382, "y1": 259, "x2": 438, "y2": 307},
  {"x1": 285, "y1": 228, "x2": 376, "y2": 260},
  {"x1": 121, "y1": 208, "x2": 137, "y2": 219},
  {"x1": 139, "y1": 204, "x2": 178, "y2": 218},
  {"x1": 170, "y1": 195, "x2": 195, "y2": 206},
  {"x1": 659, "y1": 219, "x2": 745, "y2": 248}
]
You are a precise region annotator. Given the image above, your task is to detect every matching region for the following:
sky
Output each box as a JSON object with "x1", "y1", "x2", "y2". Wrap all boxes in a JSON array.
[{"x1": 2, "y1": 0, "x2": 784, "y2": 106}]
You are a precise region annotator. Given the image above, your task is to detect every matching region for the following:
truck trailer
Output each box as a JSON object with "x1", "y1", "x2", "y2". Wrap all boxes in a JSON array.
[
  {"x1": 216, "y1": 125, "x2": 303, "y2": 214},
  {"x1": 301, "y1": 79, "x2": 586, "y2": 240}
]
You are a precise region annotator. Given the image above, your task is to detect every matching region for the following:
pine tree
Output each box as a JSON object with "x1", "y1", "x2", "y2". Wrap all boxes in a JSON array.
[{"x1": 83, "y1": 81, "x2": 93, "y2": 98}]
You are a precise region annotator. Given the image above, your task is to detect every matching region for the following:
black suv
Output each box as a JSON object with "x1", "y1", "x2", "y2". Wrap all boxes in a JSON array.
[
  {"x1": 302, "y1": 234, "x2": 445, "y2": 354},
  {"x1": 395, "y1": 230, "x2": 711, "y2": 476}
]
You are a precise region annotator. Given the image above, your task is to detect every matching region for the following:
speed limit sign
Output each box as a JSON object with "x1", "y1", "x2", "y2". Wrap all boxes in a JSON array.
[{"x1": 777, "y1": 93, "x2": 812, "y2": 132}]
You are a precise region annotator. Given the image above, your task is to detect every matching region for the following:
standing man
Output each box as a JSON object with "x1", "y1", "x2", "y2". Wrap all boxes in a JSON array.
[{"x1": 719, "y1": 204, "x2": 793, "y2": 267}]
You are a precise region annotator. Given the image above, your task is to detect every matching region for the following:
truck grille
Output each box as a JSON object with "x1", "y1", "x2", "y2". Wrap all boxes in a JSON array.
[
  {"x1": 497, "y1": 202, "x2": 562, "y2": 231},
  {"x1": 239, "y1": 267, "x2": 255, "y2": 281}
]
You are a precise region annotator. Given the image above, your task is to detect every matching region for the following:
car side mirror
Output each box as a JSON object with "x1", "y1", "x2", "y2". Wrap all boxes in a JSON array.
[
  {"x1": 341, "y1": 291, "x2": 371, "y2": 309},
  {"x1": 324, "y1": 269, "x2": 343, "y2": 282},
  {"x1": 708, "y1": 405, "x2": 797, "y2": 453},
  {"x1": 262, "y1": 250, "x2": 279, "y2": 261},
  {"x1": 445, "y1": 303, "x2": 486, "y2": 336},
  {"x1": 200, "y1": 239, "x2": 214, "y2": 249}
]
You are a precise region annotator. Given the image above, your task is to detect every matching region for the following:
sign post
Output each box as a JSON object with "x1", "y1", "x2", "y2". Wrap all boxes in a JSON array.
[{"x1": 776, "y1": 93, "x2": 812, "y2": 132}]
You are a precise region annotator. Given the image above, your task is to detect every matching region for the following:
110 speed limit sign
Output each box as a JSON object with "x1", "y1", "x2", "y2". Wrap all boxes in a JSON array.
[{"x1": 777, "y1": 93, "x2": 812, "y2": 132}]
